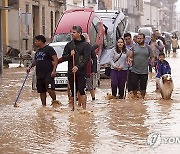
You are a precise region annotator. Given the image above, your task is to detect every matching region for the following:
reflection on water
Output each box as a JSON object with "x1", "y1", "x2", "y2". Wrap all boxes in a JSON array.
[{"x1": 0, "y1": 53, "x2": 180, "y2": 153}]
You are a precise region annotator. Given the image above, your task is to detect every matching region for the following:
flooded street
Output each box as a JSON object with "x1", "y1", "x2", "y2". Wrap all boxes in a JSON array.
[{"x1": 0, "y1": 52, "x2": 180, "y2": 154}]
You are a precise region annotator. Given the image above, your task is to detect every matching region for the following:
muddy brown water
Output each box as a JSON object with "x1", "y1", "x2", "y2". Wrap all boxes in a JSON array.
[{"x1": 0, "y1": 53, "x2": 180, "y2": 154}]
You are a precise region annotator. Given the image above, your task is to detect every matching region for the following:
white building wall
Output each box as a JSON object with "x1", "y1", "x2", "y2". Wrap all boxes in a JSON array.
[{"x1": 141, "y1": 3, "x2": 160, "y2": 30}]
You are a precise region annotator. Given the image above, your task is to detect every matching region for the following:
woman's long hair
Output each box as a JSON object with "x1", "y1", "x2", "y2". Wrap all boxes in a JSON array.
[{"x1": 116, "y1": 37, "x2": 127, "y2": 54}]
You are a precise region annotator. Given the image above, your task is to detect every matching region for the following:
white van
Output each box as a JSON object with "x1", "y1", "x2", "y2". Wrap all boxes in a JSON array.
[{"x1": 138, "y1": 27, "x2": 153, "y2": 44}]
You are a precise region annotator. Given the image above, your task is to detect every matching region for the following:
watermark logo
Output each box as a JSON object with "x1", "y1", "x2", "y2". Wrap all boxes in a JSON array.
[
  {"x1": 147, "y1": 132, "x2": 161, "y2": 148},
  {"x1": 147, "y1": 132, "x2": 180, "y2": 148}
]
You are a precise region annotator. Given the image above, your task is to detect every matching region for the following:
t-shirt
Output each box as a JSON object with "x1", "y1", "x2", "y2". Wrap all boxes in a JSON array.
[
  {"x1": 109, "y1": 47, "x2": 128, "y2": 70},
  {"x1": 35, "y1": 45, "x2": 57, "y2": 79},
  {"x1": 131, "y1": 44, "x2": 153, "y2": 74}
]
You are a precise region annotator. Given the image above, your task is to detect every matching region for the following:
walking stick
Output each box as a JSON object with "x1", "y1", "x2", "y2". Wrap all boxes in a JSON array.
[
  {"x1": 72, "y1": 54, "x2": 76, "y2": 111},
  {"x1": 14, "y1": 72, "x2": 29, "y2": 107},
  {"x1": 123, "y1": 66, "x2": 129, "y2": 99},
  {"x1": 14, "y1": 63, "x2": 32, "y2": 107}
]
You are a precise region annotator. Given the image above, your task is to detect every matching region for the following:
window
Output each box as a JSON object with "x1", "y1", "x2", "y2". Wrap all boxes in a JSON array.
[
  {"x1": 51, "y1": 11, "x2": 53, "y2": 37},
  {"x1": 25, "y1": 3, "x2": 30, "y2": 50},
  {"x1": 25, "y1": 3, "x2": 30, "y2": 35},
  {"x1": 117, "y1": 18, "x2": 127, "y2": 39},
  {"x1": 25, "y1": 3, "x2": 29, "y2": 13},
  {"x1": 42, "y1": 6, "x2": 45, "y2": 35},
  {"x1": 89, "y1": 17, "x2": 100, "y2": 45},
  {"x1": 55, "y1": 11, "x2": 60, "y2": 26}
]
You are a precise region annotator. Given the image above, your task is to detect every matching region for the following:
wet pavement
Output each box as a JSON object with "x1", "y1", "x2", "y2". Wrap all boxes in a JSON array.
[{"x1": 0, "y1": 52, "x2": 180, "y2": 154}]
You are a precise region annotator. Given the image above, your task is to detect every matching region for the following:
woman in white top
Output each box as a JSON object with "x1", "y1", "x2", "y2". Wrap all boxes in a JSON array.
[
  {"x1": 171, "y1": 35, "x2": 178, "y2": 53},
  {"x1": 109, "y1": 38, "x2": 129, "y2": 99}
]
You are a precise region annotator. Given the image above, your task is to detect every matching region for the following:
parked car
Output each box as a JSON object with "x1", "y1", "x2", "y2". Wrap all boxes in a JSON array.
[
  {"x1": 53, "y1": 8, "x2": 105, "y2": 60},
  {"x1": 53, "y1": 8, "x2": 103, "y2": 86},
  {"x1": 50, "y1": 42, "x2": 68, "y2": 90},
  {"x1": 95, "y1": 10, "x2": 128, "y2": 78},
  {"x1": 138, "y1": 27, "x2": 153, "y2": 44},
  {"x1": 32, "y1": 42, "x2": 68, "y2": 90}
]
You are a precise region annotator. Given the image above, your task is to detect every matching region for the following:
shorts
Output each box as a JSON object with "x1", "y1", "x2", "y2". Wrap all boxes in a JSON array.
[
  {"x1": 36, "y1": 72, "x2": 55, "y2": 93},
  {"x1": 131, "y1": 72, "x2": 148, "y2": 92},
  {"x1": 68, "y1": 73, "x2": 86, "y2": 97}
]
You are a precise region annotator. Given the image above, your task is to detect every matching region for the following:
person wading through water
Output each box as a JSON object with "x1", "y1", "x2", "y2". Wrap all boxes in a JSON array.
[
  {"x1": 83, "y1": 33, "x2": 98, "y2": 102},
  {"x1": 27, "y1": 35, "x2": 59, "y2": 106},
  {"x1": 124, "y1": 32, "x2": 136, "y2": 95},
  {"x1": 128, "y1": 33, "x2": 155, "y2": 99},
  {"x1": 61, "y1": 26, "x2": 91, "y2": 110},
  {"x1": 109, "y1": 37, "x2": 129, "y2": 99}
]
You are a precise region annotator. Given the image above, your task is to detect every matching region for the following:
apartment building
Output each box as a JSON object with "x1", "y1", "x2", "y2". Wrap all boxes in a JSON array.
[{"x1": 142, "y1": 0, "x2": 177, "y2": 32}]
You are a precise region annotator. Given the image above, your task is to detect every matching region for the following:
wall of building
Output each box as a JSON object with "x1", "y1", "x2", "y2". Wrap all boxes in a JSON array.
[
  {"x1": 8, "y1": 0, "x2": 65, "y2": 52},
  {"x1": 2, "y1": 0, "x2": 8, "y2": 53},
  {"x1": 141, "y1": 3, "x2": 159, "y2": 30},
  {"x1": 8, "y1": 9, "x2": 19, "y2": 49}
]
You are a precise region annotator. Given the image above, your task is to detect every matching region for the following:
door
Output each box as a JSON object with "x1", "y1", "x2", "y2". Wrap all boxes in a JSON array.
[{"x1": 32, "y1": 5, "x2": 40, "y2": 49}]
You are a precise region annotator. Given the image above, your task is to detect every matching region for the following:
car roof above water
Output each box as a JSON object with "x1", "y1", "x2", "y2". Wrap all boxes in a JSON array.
[
  {"x1": 55, "y1": 8, "x2": 95, "y2": 34},
  {"x1": 49, "y1": 42, "x2": 68, "y2": 47}
]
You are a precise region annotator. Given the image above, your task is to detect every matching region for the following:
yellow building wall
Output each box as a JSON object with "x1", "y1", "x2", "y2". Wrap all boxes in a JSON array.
[{"x1": 2, "y1": 0, "x2": 8, "y2": 53}]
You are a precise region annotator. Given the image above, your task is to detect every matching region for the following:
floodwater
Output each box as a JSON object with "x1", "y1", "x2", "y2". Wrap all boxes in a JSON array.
[{"x1": 0, "y1": 52, "x2": 180, "y2": 154}]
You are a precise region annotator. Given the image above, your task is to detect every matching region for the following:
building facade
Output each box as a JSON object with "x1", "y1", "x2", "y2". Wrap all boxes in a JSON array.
[
  {"x1": 8, "y1": 0, "x2": 65, "y2": 52},
  {"x1": 4, "y1": 0, "x2": 179, "y2": 55},
  {"x1": 98, "y1": 0, "x2": 144, "y2": 32},
  {"x1": 142, "y1": 0, "x2": 177, "y2": 32},
  {"x1": 7, "y1": 0, "x2": 100, "y2": 52}
]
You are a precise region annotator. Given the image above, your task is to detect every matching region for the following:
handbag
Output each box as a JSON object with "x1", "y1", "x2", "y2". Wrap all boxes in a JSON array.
[
  {"x1": 105, "y1": 52, "x2": 123, "y2": 76},
  {"x1": 105, "y1": 66, "x2": 111, "y2": 76}
]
